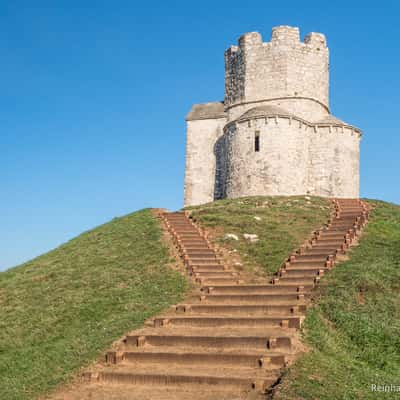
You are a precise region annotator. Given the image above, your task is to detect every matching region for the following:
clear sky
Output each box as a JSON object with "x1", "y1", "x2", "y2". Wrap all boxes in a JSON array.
[{"x1": 1, "y1": 0, "x2": 399, "y2": 271}]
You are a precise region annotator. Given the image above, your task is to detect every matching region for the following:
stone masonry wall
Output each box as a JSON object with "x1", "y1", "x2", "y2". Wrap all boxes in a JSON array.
[
  {"x1": 184, "y1": 26, "x2": 361, "y2": 205},
  {"x1": 308, "y1": 126, "x2": 360, "y2": 197},
  {"x1": 227, "y1": 98, "x2": 328, "y2": 124},
  {"x1": 220, "y1": 116, "x2": 360, "y2": 199},
  {"x1": 224, "y1": 26, "x2": 329, "y2": 123},
  {"x1": 184, "y1": 117, "x2": 226, "y2": 206},
  {"x1": 223, "y1": 117, "x2": 310, "y2": 197}
]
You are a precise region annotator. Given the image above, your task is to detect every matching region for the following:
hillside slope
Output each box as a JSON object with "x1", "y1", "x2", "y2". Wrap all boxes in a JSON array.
[
  {"x1": 188, "y1": 196, "x2": 332, "y2": 277},
  {"x1": 273, "y1": 200, "x2": 400, "y2": 399},
  {"x1": 1, "y1": 196, "x2": 333, "y2": 400},
  {"x1": 45, "y1": 195, "x2": 337, "y2": 400},
  {"x1": 0, "y1": 209, "x2": 187, "y2": 400},
  {"x1": 3, "y1": 196, "x2": 393, "y2": 400}
]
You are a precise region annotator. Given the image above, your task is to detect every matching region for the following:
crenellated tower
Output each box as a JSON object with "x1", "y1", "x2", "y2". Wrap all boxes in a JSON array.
[
  {"x1": 224, "y1": 26, "x2": 329, "y2": 122},
  {"x1": 184, "y1": 26, "x2": 362, "y2": 206}
]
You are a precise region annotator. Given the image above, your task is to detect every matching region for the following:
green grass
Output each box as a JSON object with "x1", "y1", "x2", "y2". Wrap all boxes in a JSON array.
[
  {"x1": 0, "y1": 209, "x2": 188, "y2": 400},
  {"x1": 4, "y1": 197, "x2": 396, "y2": 400},
  {"x1": 274, "y1": 200, "x2": 400, "y2": 400},
  {"x1": 187, "y1": 196, "x2": 331, "y2": 276}
]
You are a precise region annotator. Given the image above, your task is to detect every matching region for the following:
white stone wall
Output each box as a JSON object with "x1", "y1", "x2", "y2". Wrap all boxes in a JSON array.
[
  {"x1": 224, "y1": 26, "x2": 329, "y2": 123},
  {"x1": 184, "y1": 117, "x2": 226, "y2": 206},
  {"x1": 184, "y1": 26, "x2": 361, "y2": 204},
  {"x1": 224, "y1": 117, "x2": 309, "y2": 198},
  {"x1": 308, "y1": 126, "x2": 360, "y2": 198},
  {"x1": 227, "y1": 98, "x2": 328, "y2": 123},
  {"x1": 221, "y1": 116, "x2": 360, "y2": 199}
]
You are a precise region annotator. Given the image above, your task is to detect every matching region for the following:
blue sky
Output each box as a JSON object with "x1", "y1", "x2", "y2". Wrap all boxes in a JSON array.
[{"x1": 1, "y1": 0, "x2": 399, "y2": 270}]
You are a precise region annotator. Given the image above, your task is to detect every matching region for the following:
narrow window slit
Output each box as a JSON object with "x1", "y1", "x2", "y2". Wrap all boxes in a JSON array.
[{"x1": 255, "y1": 131, "x2": 260, "y2": 152}]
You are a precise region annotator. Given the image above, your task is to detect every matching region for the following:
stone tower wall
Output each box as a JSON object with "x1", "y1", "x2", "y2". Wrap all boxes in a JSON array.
[
  {"x1": 224, "y1": 26, "x2": 329, "y2": 122},
  {"x1": 184, "y1": 117, "x2": 226, "y2": 206},
  {"x1": 220, "y1": 115, "x2": 361, "y2": 199},
  {"x1": 308, "y1": 126, "x2": 360, "y2": 198},
  {"x1": 184, "y1": 26, "x2": 361, "y2": 207},
  {"x1": 222, "y1": 117, "x2": 309, "y2": 197}
]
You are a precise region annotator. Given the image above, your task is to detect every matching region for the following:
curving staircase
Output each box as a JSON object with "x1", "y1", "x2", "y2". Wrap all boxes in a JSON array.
[{"x1": 76, "y1": 199, "x2": 368, "y2": 400}]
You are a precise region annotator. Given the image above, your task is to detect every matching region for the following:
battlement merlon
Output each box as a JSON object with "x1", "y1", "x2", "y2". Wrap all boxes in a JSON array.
[
  {"x1": 226, "y1": 27, "x2": 328, "y2": 52},
  {"x1": 224, "y1": 26, "x2": 330, "y2": 120},
  {"x1": 304, "y1": 31, "x2": 327, "y2": 47}
]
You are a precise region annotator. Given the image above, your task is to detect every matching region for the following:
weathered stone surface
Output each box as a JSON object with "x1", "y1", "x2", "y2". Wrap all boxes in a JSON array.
[
  {"x1": 243, "y1": 234, "x2": 259, "y2": 243},
  {"x1": 186, "y1": 102, "x2": 225, "y2": 121},
  {"x1": 184, "y1": 117, "x2": 226, "y2": 206},
  {"x1": 184, "y1": 26, "x2": 361, "y2": 206},
  {"x1": 224, "y1": 233, "x2": 239, "y2": 241}
]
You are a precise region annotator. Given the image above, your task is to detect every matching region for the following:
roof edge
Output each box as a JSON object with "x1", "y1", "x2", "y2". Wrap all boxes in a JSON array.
[
  {"x1": 231, "y1": 108, "x2": 362, "y2": 133},
  {"x1": 186, "y1": 102, "x2": 226, "y2": 121}
]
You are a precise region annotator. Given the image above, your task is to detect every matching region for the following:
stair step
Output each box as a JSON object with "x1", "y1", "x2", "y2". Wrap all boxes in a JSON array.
[
  {"x1": 193, "y1": 272, "x2": 238, "y2": 279},
  {"x1": 154, "y1": 316, "x2": 302, "y2": 329},
  {"x1": 92, "y1": 370, "x2": 276, "y2": 391},
  {"x1": 201, "y1": 293, "x2": 309, "y2": 304},
  {"x1": 316, "y1": 237, "x2": 347, "y2": 243},
  {"x1": 203, "y1": 285, "x2": 313, "y2": 294},
  {"x1": 177, "y1": 234, "x2": 203, "y2": 238},
  {"x1": 339, "y1": 212, "x2": 362, "y2": 216},
  {"x1": 317, "y1": 232, "x2": 347, "y2": 238},
  {"x1": 109, "y1": 350, "x2": 285, "y2": 368},
  {"x1": 328, "y1": 221, "x2": 356, "y2": 226},
  {"x1": 314, "y1": 240, "x2": 345, "y2": 245},
  {"x1": 185, "y1": 251, "x2": 216, "y2": 257},
  {"x1": 176, "y1": 304, "x2": 307, "y2": 315},
  {"x1": 319, "y1": 228, "x2": 349, "y2": 234},
  {"x1": 181, "y1": 245, "x2": 210, "y2": 249},
  {"x1": 180, "y1": 239, "x2": 209, "y2": 244},
  {"x1": 273, "y1": 276, "x2": 317, "y2": 284},
  {"x1": 181, "y1": 243, "x2": 210, "y2": 248},
  {"x1": 171, "y1": 223, "x2": 196, "y2": 226},
  {"x1": 324, "y1": 227, "x2": 354, "y2": 232},
  {"x1": 66, "y1": 385, "x2": 258, "y2": 400},
  {"x1": 279, "y1": 268, "x2": 327, "y2": 277},
  {"x1": 188, "y1": 258, "x2": 220, "y2": 264},
  {"x1": 168, "y1": 224, "x2": 193, "y2": 227},
  {"x1": 302, "y1": 248, "x2": 338, "y2": 254},
  {"x1": 191, "y1": 265, "x2": 225, "y2": 270},
  {"x1": 190, "y1": 266, "x2": 227, "y2": 272},
  {"x1": 283, "y1": 265, "x2": 328, "y2": 272},
  {"x1": 292, "y1": 255, "x2": 329, "y2": 261},
  {"x1": 190, "y1": 263, "x2": 222, "y2": 268},
  {"x1": 289, "y1": 260, "x2": 327, "y2": 267},
  {"x1": 199, "y1": 278, "x2": 241, "y2": 285},
  {"x1": 125, "y1": 334, "x2": 292, "y2": 350},
  {"x1": 328, "y1": 223, "x2": 356, "y2": 228},
  {"x1": 307, "y1": 245, "x2": 341, "y2": 251}
]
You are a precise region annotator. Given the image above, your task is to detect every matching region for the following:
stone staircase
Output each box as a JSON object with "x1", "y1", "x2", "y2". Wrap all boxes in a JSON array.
[{"x1": 75, "y1": 199, "x2": 368, "y2": 400}]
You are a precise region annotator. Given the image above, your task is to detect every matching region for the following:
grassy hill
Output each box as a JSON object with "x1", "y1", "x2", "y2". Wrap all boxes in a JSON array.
[
  {"x1": 0, "y1": 196, "x2": 332, "y2": 400},
  {"x1": 188, "y1": 196, "x2": 332, "y2": 276},
  {"x1": 190, "y1": 197, "x2": 400, "y2": 399},
  {"x1": 2, "y1": 197, "x2": 398, "y2": 400},
  {"x1": 0, "y1": 209, "x2": 188, "y2": 400},
  {"x1": 272, "y1": 200, "x2": 400, "y2": 400}
]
